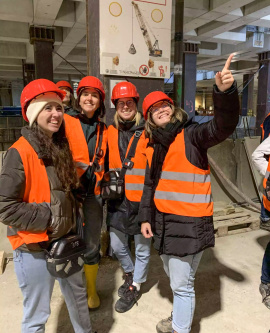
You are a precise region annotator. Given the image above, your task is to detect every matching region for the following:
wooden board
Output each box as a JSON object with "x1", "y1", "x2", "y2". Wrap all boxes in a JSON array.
[{"x1": 214, "y1": 214, "x2": 260, "y2": 237}]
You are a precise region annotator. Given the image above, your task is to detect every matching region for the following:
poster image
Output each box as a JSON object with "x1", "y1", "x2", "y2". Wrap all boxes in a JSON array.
[{"x1": 100, "y1": 0, "x2": 172, "y2": 79}]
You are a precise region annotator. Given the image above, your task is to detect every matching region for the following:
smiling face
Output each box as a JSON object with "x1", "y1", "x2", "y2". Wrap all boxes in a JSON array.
[
  {"x1": 116, "y1": 97, "x2": 137, "y2": 121},
  {"x1": 36, "y1": 102, "x2": 63, "y2": 137},
  {"x1": 150, "y1": 101, "x2": 173, "y2": 128},
  {"x1": 79, "y1": 88, "x2": 100, "y2": 118}
]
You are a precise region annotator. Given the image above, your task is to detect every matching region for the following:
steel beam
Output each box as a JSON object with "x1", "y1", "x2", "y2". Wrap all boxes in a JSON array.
[
  {"x1": 256, "y1": 51, "x2": 270, "y2": 133},
  {"x1": 182, "y1": 43, "x2": 199, "y2": 119},
  {"x1": 30, "y1": 26, "x2": 55, "y2": 80},
  {"x1": 173, "y1": 0, "x2": 184, "y2": 108}
]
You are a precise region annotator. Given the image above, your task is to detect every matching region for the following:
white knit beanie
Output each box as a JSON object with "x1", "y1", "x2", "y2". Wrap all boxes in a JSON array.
[{"x1": 26, "y1": 93, "x2": 63, "y2": 127}]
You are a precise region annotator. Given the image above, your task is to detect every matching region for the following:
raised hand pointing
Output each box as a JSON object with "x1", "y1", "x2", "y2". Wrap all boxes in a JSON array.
[{"x1": 215, "y1": 53, "x2": 235, "y2": 92}]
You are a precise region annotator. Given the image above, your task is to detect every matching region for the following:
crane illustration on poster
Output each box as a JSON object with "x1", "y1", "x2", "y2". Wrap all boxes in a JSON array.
[{"x1": 100, "y1": 0, "x2": 172, "y2": 79}]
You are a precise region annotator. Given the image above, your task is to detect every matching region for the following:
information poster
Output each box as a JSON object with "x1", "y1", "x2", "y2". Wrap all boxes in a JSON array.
[{"x1": 100, "y1": 0, "x2": 172, "y2": 79}]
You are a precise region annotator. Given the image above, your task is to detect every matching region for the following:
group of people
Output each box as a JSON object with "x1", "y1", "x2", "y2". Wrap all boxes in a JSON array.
[{"x1": 0, "y1": 54, "x2": 240, "y2": 333}]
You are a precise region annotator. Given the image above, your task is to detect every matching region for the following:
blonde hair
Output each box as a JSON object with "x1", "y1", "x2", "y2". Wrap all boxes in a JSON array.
[
  {"x1": 144, "y1": 103, "x2": 188, "y2": 139},
  {"x1": 114, "y1": 109, "x2": 141, "y2": 129}
]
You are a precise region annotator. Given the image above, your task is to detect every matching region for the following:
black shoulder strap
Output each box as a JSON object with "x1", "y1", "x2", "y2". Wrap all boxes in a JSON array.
[
  {"x1": 119, "y1": 130, "x2": 143, "y2": 179},
  {"x1": 87, "y1": 122, "x2": 105, "y2": 194},
  {"x1": 92, "y1": 122, "x2": 104, "y2": 169}
]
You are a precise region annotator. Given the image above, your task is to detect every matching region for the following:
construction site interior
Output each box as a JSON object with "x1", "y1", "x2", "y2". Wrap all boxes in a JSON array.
[{"x1": 1, "y1": 1, "x2": 270, "y2": 332}]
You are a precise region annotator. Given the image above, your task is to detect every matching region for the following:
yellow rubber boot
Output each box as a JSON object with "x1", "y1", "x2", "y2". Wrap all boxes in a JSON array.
[{"x1": 84, "y1": 264, "x2": 100, "y2": 309}]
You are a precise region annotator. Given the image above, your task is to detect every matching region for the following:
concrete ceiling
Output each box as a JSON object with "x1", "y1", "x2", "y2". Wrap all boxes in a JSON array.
[{"x1": 0, "y1": 0, "x2": 270, "y2": 88}]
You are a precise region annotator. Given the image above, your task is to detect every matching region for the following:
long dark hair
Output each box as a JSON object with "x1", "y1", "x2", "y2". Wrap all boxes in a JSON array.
[{"x1": 31, "y1": 122, "x2": 79, "y2": 192}]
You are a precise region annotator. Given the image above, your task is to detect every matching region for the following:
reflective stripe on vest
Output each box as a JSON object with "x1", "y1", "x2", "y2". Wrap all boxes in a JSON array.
[
  {"x1": 160, "y1": 170, "x2": 211, "y2": 183},
  {"x1": 7, "y1": 137, "x2": 50, "y2": 250},
  {"x1": 155, "y1": 191, "x2": 212, "y2": 203},
  {"x1": 107, "y1": 125, "x2": 147, "y2": 202},
  {"x1": 64, "y1": 114, "x2": 107, "y2": 195},
  {"x1": 146, "y1": 130, "x2": 213, "y2": 217}
]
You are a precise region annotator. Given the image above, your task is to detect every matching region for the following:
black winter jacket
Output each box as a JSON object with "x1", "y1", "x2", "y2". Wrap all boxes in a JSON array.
[
  {"x1": 138, "y1": 84, "x2": 240, "y2": 257},
  {"x1": 107, "y1": 117, "x2": 145, "y2": 235}
]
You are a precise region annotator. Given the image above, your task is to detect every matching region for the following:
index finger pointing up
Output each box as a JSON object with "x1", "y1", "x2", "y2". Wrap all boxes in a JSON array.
[{"x1": 223, "y1": 53, "x2": 235, "y2": 71}]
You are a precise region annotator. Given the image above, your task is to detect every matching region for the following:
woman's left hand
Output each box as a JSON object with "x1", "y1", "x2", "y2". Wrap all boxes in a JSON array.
[
  {"x1": 215, "y1": 53, "x2": 235, "y2": 92},
  {"x1": 141, "y1": 222, "x2": 153, "y2": 238}
]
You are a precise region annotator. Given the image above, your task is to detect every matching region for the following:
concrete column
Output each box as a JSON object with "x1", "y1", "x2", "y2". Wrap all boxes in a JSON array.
[
  {"x1": 173, "y1": 0, "x2": 184, "y2": 108},
  {"x1": 34, "y1": 41, "x2": 53, "y2": 80},
  {"x1": 256, "y1": 52, "x2": 270, "y2": 133},
  {"x1": 29, "y1": 26, "x2": 55, "y2": 81},
  {"x1": 242, "y1": 73, "x2": 254, "y2": 116},
  {"x1": 182, "y1": 43, "x2": 198, "y2": 119}
]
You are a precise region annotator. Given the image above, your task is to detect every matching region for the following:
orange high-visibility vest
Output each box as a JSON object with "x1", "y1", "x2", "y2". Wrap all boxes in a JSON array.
[
  {"x1": 107, "y1": 125, "x2": 147, "y2": 202},
  {"x1": 64, "y1": 114, "x2": 108, "y2": 195},
  {"x1": 7, "y1": 137, "x2": 50, "y2": 250},
  {"x1": 263, "y1": 160, "x2": 270, "y2": 211},
  {"x1": 146, "y1": 130, "x2": 213, "y2": 217}
]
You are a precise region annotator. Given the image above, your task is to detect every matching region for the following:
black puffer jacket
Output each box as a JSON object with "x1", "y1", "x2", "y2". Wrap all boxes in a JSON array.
[
  {"x1": 138, "y1": 84, "x2": 240, "y2": 257},
  {"x1": 107, "y1": 117, "x2": 145, "y2": 235}
]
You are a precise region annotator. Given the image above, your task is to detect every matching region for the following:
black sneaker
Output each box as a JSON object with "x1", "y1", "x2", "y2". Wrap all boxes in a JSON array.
[
  {"x1": 115, "y1": 285, "x2": 141, "y2": 313},
  {"x1": 156, "y1": 312, "x2": 173, "y2": 333},
  {"x1": 260, "y1": 220, "x2": 270, "y2": 232},
  {"x1": 118, "y1": 272, "x2": 133, "y2": 298},
  {"x1": 259, "y1": 282, "x2": 270, "y2": 309}
]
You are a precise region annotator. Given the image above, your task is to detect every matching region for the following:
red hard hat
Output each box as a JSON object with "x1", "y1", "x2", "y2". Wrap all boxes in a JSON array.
[
  {"x1": 111, "y1": 82, "x2": 139, "y2": 105},
  {"x1": 20, "y1": 79, "x2": 66, "y2": 122},
  {"x1": 142, "y1": 91, "x2": 173, "y2": 120},
  {"x1": 76, "y1": 76, "x2": 105, "y2": 101},
  {"x1": 56, "y1": 80, "x2": 73, "y2": 94}
]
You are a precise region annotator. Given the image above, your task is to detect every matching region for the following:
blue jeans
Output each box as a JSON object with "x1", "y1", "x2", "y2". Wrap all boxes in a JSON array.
[
  {"x1": 83, "y1": 194, "x2": 103, "y2": 265},
  {"x1": 110, "y1": 227, "x2": 151, "y2": 284},
  {"x1": 262, "y1": 241, "x2": 270, "y2": 284},
  {"x1": 14, "y1": 250, "x2": 92, "y2": 333},
  {"x1": 260, "y1": 202, "x2": 270, "y2": 283},
  {"x1": 161, "y1": 252, "x2": 203, "y2": 333},
  {"x1": 261, "y1": 201, "x2": 270, "y2": 222}
]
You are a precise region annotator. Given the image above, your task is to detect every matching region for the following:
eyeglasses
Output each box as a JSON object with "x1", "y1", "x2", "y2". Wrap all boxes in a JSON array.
[
  {"x1": 150, "y1": 102, "x2": 171, "y2": 115},
  {"x1": 117, "y1": 100, "x2": 135, "y2": 108}
]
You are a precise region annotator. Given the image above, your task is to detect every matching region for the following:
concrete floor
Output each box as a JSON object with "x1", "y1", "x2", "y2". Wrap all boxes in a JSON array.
[{"x1": 0, "y1": 229, "x2": 270, "y2": 333}]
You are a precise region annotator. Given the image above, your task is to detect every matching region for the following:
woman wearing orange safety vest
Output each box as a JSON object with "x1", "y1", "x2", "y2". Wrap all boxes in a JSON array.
[
  {"x1": 107, "y1": 82, "x2": 151, "y2": 313},
  {"x1": 56, "y1": 80, "x2": 78, "y2": 116},
  {"x1": 139, "y1": 54, "x2": 239, "y2": 333},
  {"x1": 63, "y1": 76, "x2": 108, "y2": 309},
  {"x1": 0, "y1": 79, "x2": 92, "y2": 333}
]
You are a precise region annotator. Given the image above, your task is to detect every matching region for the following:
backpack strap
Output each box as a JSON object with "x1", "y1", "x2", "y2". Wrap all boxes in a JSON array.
[
  {"x1": 87, "y1": 122, "x2": 104, "y2": 195},
  {"x1": 118, "y1": 130, "x2": 143, "y2": 180}
]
